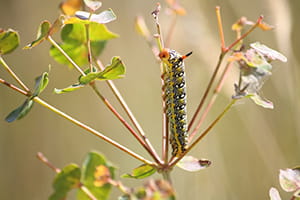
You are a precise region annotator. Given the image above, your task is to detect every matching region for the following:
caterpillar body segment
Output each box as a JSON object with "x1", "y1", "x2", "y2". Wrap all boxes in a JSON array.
[{"x1": 159, "y1": 49, "x2": 191, "y2": 157}]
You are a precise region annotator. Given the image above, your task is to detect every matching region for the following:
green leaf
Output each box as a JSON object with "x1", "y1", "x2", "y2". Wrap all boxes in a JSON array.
[
  {"x1": 75, "y1": 9, "x2": 117, "y2": 24},
  {"x1": 54, "y1": 83, "x2": 85, "y2": 94},
  {"x1": 50, "y1": 23, "x2": 118, "y2": 68},
  {"x1": 79, "y1": 57, "x2": 125, "y2": 84},
  {"x1": 49, "y1": 164, "x2": 81, "y2": 200},
  {"x1": 269, "y1": 187, "x2": 282, "y2": 200},
  {"x1": 279, "y1": 168, "x2": 300, "y2": 192},
  {"x1": 250, "y1": 42, "x2": 287, "y2": 62},
  {"x1": 122, "y1": 164, "x2": 156, "y2": 179},
  {"x1": 0, "y1": 29, "x2": 20, "y2": 55},
  {"x1": 97, "y1": 57, "x2": 125, "y2": 80},
  {"x1": 62, "y1": 22, "x2": 118, "y2": 41},
  {"x1": 24, "y1": 21, "x2": 51, "y2": 49},
  {"x1": 33, "y1": 72, "x2": 49, "y2": 97},
  {"x1": 5, "y1": 99, "x2": 34, "y2": 123},
  {"x1": 83, "y1": 0, "x2": 102, "y2": 11},
  {"x1": 77, "y1": 151, "x2": 115, "y2": 200},
  {"x1": 177, "y1": 156, "x2": 211, "y2": 172}
]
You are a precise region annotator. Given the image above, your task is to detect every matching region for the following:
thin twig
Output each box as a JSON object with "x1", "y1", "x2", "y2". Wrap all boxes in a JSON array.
[
  {"x1": 0, "y1": 78, "x2": 29, "y2": 96},
  {"x1": 188, "y1": 61, "x2": 234, "y2": 141},
  {"x1": 94, "y1": 59, "x2": 162, "y2": 164},
  {"x1": 225, "y1": 15, "x2": 263, "y2": 53},
  {"x1": 37, "y1": 152, "x2": 98, "y2": 200},
  {"x1": 47, "y1": 36, "x2": 86, "y2": 75},
  {"x1": 33, "y1": 96, "x2": 156, "y2": 166},
  {"x1": 161, "y1": 67, "x2": 169, "y2": 164},
  {"x1": 170, "y1": 99, "x2": 237, "y2": 167},
  {"x1": 90, "y1": 83, "x2": 162, "y2": 165},
  {"x1": 0, "y1": 56, "x2": 30, "y2": 92},
  {"x1": 215, "y1": 6, "x2": 226, "y2": 52},
  {"x1": 36, "y1": 152, "x2": 61, "y2": 173},
  {"x1": 85, "y1": 12, "x2": 94, "y2": 72},
  {"x1": 188, "y1": 52, "x2": 225, "y2": 132}
]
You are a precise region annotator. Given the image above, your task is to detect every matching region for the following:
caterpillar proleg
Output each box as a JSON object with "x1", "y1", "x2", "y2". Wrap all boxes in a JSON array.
[{"x1": 159, "y1": 49, "x2": 192, "y2": 157}]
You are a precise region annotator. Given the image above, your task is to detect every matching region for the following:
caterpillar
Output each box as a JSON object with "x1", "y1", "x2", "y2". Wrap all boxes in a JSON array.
[{"x1": 159, "y1": 49, "x2": 192, "y2": 157}]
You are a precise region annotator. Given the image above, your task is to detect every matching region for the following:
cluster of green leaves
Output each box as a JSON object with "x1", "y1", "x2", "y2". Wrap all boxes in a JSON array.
[
  {"x1": 5, "y1": 71, "x2": 49, "y2": 122},
  {"x1": 269, "y1": 167, "x2": 300, "y2": 200},
  {"x1": 50, "y1": 152, "x2": 115, "y2": 200}
]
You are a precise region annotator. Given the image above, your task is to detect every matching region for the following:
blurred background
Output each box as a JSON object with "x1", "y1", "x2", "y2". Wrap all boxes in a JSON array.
[{"x1": 0, "y1": 0, "x2": 300, "y2": 199}]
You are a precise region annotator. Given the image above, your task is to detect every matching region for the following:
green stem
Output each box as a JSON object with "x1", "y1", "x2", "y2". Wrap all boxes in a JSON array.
[
  {"x1": 85, "y1": 12, "x2": 94, "y2": 72},
  {"x1": 0, "y1": 56, "x2": 30, "y2": 92},
  {"x1": 47, "y1": 36, "x2": 85, "y2": 76},
  {"x1": 170, "y1": 99, "x2": 237, "y2": 167},
  {"x1": 33, "y1": 96, "x2": 156, "y2": 166}
]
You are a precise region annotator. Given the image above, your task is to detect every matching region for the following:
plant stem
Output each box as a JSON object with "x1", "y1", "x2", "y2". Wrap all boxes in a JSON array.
[
  {"x1": 49, "y1": 35, "x2": 162, "y2": 164},
  {"x1": 36, "y1": 152, "x2": 61, "y2": 173},
  {"x1": 37, "y1": 152, "x2": 97, "y2": 200},
  {"x1": 215, "y1": 6, "x2": 226, "y2": 52},
  {"x1": 47, "y1": 36, "x2": 86, "y2": 76},
  {"x1": 85, "y1": 12, "x2": 94, "y2": 72},
  {"x1": 0, "y1": 56, "x2": 30, "y2": 92},
  {"x1": 95, "y1": 59, "x2": 162, "y2": 164},
  {"x1": 161, "y1": 170, "x2": 172, "y2": 185},
  {"x1": 0, "y1": 78, "x2": 29, "y2": 96},
  {"x1": 224, "y1": 15, "x2": 263, "y2": 53},
  {"x1": 33, "y1": 96, "x2": 156, "y2": 166},
  {"x1": 90, "y1": 82, "x2": 162, "y2": 165},
  {"x1": 161, "y1": 67, "x2": 169, "y2": 164},
  {"x1": 188, "y1": 52, "x2": 225, "y2": 132},
  {"x1": 188, "y1": 61, "x2": 234, "y2": 141},
  {"x1": 170, "y1": 99, "x2": 237, "y2": 167}
]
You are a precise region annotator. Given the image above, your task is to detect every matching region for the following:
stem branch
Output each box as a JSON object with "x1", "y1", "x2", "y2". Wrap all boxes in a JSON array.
[
  {"x1": 33, "y1": 96, "x2": 155, "y2": 166},
  {"x1": 0, "y1": 56, "x2": 30, "y2": 92}
]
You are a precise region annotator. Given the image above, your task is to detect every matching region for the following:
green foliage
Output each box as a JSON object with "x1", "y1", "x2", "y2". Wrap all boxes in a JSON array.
[
  {"x1": 50, "y1": 22, "x2": 118, "y2": 68},
  {"x1": 33, "y1": 71, "x2": 49, "y2": 97},
  {"x1": 54, "y1": 83, "x2": 85, "y2": 94},
  {"x1": 79, "y1": 56, "x2": 125, "y2": 84},
  {"x1": 0, "y1": 29, "x2": 20, "y2": 55},
  {"x1": 5, "y1": 71, "x2": 49, "y2": 122},
  {"x1": 49, "y1": 164, "x2": 81, "y2": 200},
  {"x1": 77, "y1": 152, "x2": 115, "y2": 200},
  {"x1": 24, "y1": 21, "x2": 51, "y2": 49},
  {"x1": 5, "y1": 99, "x2": 34, "y2": 123},
  {"x1": 122, "y1": 164, "x2": 157, "y2": 179}
]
